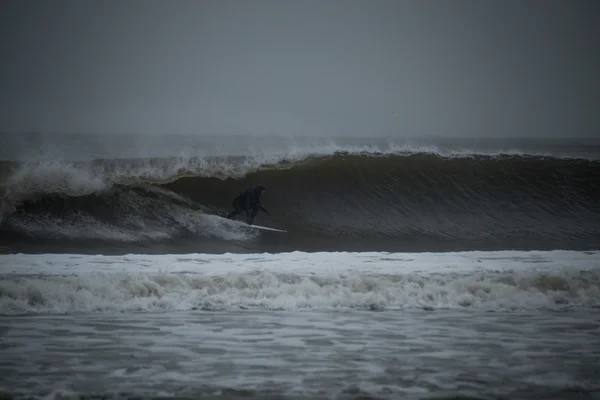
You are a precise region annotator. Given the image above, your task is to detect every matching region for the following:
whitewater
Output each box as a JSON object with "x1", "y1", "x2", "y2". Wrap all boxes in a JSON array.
[{"x1": 1, "y1": 134, "x2": 599, "y2": 400}]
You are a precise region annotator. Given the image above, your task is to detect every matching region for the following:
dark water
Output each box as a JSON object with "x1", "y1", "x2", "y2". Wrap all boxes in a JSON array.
[
  {"x1": 1, "y1": 309, "x2": 599, "y2": 400},
  {"x1": 1, "y1": 151, "x2": 599, "y2": 254}
]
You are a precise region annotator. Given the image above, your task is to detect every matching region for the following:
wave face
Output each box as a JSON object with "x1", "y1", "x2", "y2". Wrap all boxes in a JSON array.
[{"x1": 1, "y1": 135, "x2": 599, "y2": 254}]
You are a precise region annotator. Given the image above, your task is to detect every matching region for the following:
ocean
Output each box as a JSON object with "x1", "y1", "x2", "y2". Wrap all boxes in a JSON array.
[{"x1": 1, "y1": 133, "x2": 599, "y2": 400}]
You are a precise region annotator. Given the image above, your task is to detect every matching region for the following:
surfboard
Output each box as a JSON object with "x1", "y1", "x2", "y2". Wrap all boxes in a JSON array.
[
  {"x1": 211, "y1": 213, "x2": 287, "y2": 232},
  {"x1": 247, "y1": 224, "x2": 287, "y2": 233}
]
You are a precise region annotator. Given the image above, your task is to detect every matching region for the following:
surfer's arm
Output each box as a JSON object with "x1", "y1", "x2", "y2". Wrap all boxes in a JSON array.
[{"x1": 259, "y1": 205, "x2": 270, "y2": 215}]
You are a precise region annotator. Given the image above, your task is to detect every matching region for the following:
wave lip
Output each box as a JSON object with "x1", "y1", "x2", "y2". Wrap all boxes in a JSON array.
[{"x1": 1, "y1": 250, "x2": 599, "y2": 315}]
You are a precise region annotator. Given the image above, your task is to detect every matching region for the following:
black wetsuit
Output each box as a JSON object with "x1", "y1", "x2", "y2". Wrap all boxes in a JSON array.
[{"x1": 225, "y1": 185, "x2": 270, "y2": 224}]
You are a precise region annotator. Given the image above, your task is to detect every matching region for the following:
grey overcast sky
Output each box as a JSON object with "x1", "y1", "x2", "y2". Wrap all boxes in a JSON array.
[{"x1": 1, "y1": 0, "x2": 599, "y2": 137}]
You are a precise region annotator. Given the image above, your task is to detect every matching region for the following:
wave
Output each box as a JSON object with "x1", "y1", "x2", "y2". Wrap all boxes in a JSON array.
[
  {"x1": 4, "y1": 264, "x2": 599, "y2": 314},
  {"x1": 1, "y1": 149, "x2": 599, "y2": 253},
  {"x1": 2, "y1": 250, "x2": 599, "y2": 315}
]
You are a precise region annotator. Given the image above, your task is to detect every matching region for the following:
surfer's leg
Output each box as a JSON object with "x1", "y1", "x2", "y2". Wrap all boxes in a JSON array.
[
  {"x1": 226, "y1": 209, "x2": 240, "y2": 219},
  {"x1": 226, "y1": 200, "x2": 242, "y2": 219},
  {"x1": 247, "y1": 207, "x2": 259, "y2": 224}
]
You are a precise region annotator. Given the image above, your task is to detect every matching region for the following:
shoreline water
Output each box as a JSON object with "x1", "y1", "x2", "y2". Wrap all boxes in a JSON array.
[{"x1": 2, "y1": 308, "x2": 599, "y2": 400}]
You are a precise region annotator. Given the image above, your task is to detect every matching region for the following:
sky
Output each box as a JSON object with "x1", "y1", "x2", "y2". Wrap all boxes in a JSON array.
[{"x1": 1, "y1": 0, "x2": 599, "y2": 138}]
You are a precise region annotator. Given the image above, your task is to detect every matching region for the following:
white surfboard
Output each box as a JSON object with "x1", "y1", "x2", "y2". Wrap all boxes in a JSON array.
[
  {"x1": 247, "y1": 224, "x2": 287, "y2": 233},
  {"x1": 211, "y1": 213, "x2": 287, "y2": 232}
]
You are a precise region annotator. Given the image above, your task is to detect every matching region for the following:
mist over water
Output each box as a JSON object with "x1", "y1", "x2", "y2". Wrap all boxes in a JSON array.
[{"x1": 1, "y1": 133, "x2": 598, "y2": 254}]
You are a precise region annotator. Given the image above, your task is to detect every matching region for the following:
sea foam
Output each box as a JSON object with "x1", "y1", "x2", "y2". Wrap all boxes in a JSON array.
[{"x1": 1, "y1": 250, "x2": 598, "y2": 315}]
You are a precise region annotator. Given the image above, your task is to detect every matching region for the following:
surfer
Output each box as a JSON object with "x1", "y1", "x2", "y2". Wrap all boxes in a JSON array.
[{"x1": 225, "y1": 185, "x2": 270, "y2": 224}]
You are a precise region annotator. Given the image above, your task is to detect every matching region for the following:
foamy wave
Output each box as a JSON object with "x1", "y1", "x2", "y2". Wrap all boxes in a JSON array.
[
  {"x1": 1, "y1": 250, "x2": 598, "y2": 315},
  {"x1": 0, "y1": 160, "x2": 106, "y2": 216},
  {"x1": 6, "y1": 211, "x2": 174, "y2": 242},
  {"x1": 5, "y1": 205, "x2": 255, "y2": 243},
  {"x1": 2, "y1": 268, "x2": 597, "y2": 315}
]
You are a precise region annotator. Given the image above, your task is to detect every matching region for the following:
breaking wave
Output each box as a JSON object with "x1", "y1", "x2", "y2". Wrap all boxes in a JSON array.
[
  {"x1": 1, "y1": 250, "x2": 599, "y2": 315},
  {"x1": 1, "y1": 147, "x2": 599, "y2": 253}
]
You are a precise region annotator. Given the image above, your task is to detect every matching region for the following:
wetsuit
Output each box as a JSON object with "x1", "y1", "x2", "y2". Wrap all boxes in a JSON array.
[{"x1": 225, "y1": 185, "x2": 270, "y2": 224}]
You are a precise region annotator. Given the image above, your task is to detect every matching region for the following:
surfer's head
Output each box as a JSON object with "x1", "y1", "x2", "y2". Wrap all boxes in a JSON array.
[{"x1": 254, "y1": 185, "x2": 266, "y2": 196}]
